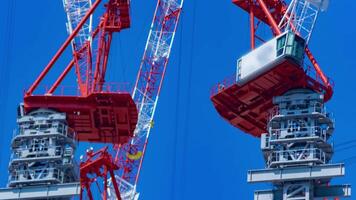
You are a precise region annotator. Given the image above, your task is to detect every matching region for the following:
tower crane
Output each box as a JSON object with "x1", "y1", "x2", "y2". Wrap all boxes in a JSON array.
[
  {"x1": 0, "y1": 0, "x2": 183, "y2": 199},
  {"x1": 211, "y1": 0, "x2": 351, "y2": 199}
]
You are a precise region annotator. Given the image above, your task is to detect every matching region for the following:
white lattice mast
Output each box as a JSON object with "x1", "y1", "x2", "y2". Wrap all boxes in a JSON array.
[
  {"x1": 62, "y1": 0, "x2": 93, "y2": 50},
  {"x1": 278, "y1": 0, "x2": 329, "y2": 44},
  {"x1": 62, "y1": 0, "x2": 93, "y2": 95},
  {"x1": 111, "y1": 0, "x2": 184, "y2": 199}
]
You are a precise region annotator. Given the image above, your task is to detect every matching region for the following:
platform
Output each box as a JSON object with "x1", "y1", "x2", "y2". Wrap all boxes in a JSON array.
[
  {"x1": 211, "y1": 59, "x2": 327, "y2": 137},
  {"x1": 254, "y1": 185, "x2": 351, "y2": 200},
  {"x1": 211, "y1": 32, "x2": 328, "y2": 137},
  {"x1": 247, "y1": 163, "x2": 345, "y2": 183},
  {"x1": 24, "y1": 92, "x2": 138, "y2": 144},
  {"x1": 0, "y1": 183, "x2": 80, "y2": 200}
]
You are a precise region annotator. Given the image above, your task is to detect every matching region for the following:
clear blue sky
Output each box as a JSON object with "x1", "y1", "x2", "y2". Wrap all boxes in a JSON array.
[{"x1": 0, "y1": 1, "x2": 356, "y2": 199}]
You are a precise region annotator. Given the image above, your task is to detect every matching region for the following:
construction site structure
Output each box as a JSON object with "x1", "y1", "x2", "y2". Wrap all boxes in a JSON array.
[
  {"x1": 211, "y1": 0, "x2": 351, "y2": 199},
  {"x1": 0, "y1": 0, "x2": 183, "y2": 199}
]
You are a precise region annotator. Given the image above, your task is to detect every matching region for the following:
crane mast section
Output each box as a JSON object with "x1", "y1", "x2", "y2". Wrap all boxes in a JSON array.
[
  {"x1": 114, "y1": 0, "x2": 184, "y2": 195},
  {"x1": 63, "y1": 0, "x2": 93, "y2": 51},
  {"x1": 62, "y1": 0, "x2": 93, "y2": 95},
  {"x1": 278, "y1": 0, "x2": 328, "y2": 45}
]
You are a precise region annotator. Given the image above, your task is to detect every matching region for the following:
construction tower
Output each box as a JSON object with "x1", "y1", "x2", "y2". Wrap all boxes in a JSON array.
[
  {"x1": 0, "y1": 0, "x2": 183, "y2": 199},
  {"x1": 211, "y1": 0, "x2": 351, "y2": 199}
]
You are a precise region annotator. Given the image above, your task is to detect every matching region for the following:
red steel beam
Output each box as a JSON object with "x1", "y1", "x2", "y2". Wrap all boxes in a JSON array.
[
  {"x1": 256, "y1": 0, "x2": 282, "y2": 35},
  {"x1": 249, "y1": 0, "x2": 255, "y2": 49},
  {"x1": 26, "y1": 0, "x2": 102, "y2": 96},
  {"x1": 47, "y1": 59, "x2": 75, "y2": 95},
  {"x1": 254, "y1": 0, "x2": 332, "y2": 99}
]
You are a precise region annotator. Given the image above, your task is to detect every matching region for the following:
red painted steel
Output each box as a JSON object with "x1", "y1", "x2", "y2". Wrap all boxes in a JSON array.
[
  {"x1": 26, "y1": 0, "x2": 103, "y2": 96},
  {"x1": 80, "y1": 146, "x2": 122, "y2": 200},
  {"x1": 24, "y1": 92, "x2": 137, "y2": 144},
  {"x1": 211, "y1": 59, "x2": 328, "y2": 137},
  {"x1": 24, "y1": 0, "x2": 135, "y2": 144},
  {"x1": 210, "y1": 0, "x2": 333, "y2": 137},
  {"x1": 47, "y1": 59, "x2": 75, "y2": 95},
  {"x1": 233, "y1": 0, "x2": 333, "y2": 100}
]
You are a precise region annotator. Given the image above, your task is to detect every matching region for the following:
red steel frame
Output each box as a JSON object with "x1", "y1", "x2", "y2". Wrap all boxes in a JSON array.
[
  {"x1": 26, "y1": 0, "x2": 130, "y2": 97},
  {"x1": 24, "y1": 1, "x2": 134, "y2": 197},
  {"x1": 23, "y1": 0, "x2": 184, "y2": 198},
  {"x1": 211, "y1": 0, "x2": 334, "y2": 137},
  {"x1": 23, "y1": 0, "x2": 136, "y2": 145},
  {"x1": 80, "y1": 147, "x2": 122, "y2": 200},
  {"x1": 234, "y1": 0, "x2": 333, "y2": 100}
]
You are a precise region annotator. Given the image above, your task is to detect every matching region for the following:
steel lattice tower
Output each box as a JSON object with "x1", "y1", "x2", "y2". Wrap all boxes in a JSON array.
[
  {"x1": 1, "y1": 108, "x2": 79, "y2": 199},
  {"x1": 211, "y1": 0, "x2": 351, "y2": 199},
  {"x1": 251, "y1": 89, "x2": 350, "y2": 199},
  {"x1": 0, "y1": 0, "x2": 183, "y2": 199}
]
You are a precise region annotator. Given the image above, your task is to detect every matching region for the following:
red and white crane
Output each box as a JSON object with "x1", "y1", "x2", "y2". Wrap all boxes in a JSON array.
[
  {"x1": 18, "y1": 0, "x2": 183, "y2": 199},
  {"x1": 211, "y1": 0, "x2": 350, "y2": 199}
]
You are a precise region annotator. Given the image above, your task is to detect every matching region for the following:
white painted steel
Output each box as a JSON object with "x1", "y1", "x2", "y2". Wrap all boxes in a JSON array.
[
  {"x1": 307, "y1": 0, "x2": 329, "y2": 11},
  {"x1": 62, "y1": 0, "x2": 93, "y2": 50},
  {"x1": 278, "y1": 0, "x2": 323, "y2": 44},
  {"x1": 247, "y1": 164, "x2": 345, "y2": 183},
  {"x1": 237, "y1": 36, "x2": 277, "y2": 83},
  {"x1": 0, "y1": 183, "x2": 80, "y2": 200},
  {"x1": 107, "y1": 0, "x2": 184, "y2": 199}
]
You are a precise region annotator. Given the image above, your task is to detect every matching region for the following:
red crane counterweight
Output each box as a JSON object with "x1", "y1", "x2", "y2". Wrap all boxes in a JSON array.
[{"x1": 24, "y1": 92, "x2": 138, "y2": 144}]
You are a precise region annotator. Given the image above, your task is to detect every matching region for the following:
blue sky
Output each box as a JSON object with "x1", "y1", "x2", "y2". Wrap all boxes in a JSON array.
[{"x1": 0, "y1": 0, "x2": 356, "y2": 199}]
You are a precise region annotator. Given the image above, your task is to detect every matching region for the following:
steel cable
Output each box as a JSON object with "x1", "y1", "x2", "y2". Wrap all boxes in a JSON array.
[{"x1": 170, "y1": 10, "x2": 184, "y2": 200}]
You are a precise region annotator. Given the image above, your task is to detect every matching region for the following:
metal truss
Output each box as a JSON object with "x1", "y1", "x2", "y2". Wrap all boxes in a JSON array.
[
  {"x1": 278, "y1": 0, "x2": 329, "y2": 45},
  {"x1": 62, "y1": 0, "x2": 93, "y2": 50},
  {"x1": 253, "y1": 89, "x2": 350, "y2": 200},
  {"x1": 5, "y1": 108, "x2": 78, "y2": 199},
  {"x1": 62, "y1": 0, "x2": 93, "y2": 95},
  {"x1": 106, "y1": 0, "x2": 184, "y2": 199}
]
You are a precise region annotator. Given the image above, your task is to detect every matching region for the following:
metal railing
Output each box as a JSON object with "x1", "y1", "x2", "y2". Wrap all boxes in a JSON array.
[
  {"x1": 27, "y1": 82, "x2": 132, "y2": 96},
  {"x1": 267, "y1": 148, "x2": 326, "y2": 167},
  {"x1": 269, "y1": 126, "x2": 327, "y2": 142},
  {"x1": 14, "y1": 122, "x2": 76, "y2": 141},
  {"x1": 210, "y1": 74, "x2": 236, "y2": 97},
  {"x1": 268, "y1": 102, "x2": 328, "y2": 121},
  {"x1": 9, "y1": 168, "x2": 64, "y2": 185},
  {"x1": 10, "y1": 145, "x2": 74, "y2": 160}
]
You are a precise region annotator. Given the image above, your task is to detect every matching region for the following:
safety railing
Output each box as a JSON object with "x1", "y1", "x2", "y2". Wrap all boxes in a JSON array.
[
  {"x1": 9, "y1": 168, "x2": 64, "y2": 185},
  {"x1": 269, "y1": 126, "x2": 328, "y2": 142},
  {"x1": 15, "y1": 121, "x2": 76, "y2": 141},
  {"x1": 267, "y1": 148, "x2": 326, "y2": 167},
  {"x1": 268, "y1": 101, "x2": 328, "y2": 121},
  {"x1": 10, "y1": 145, "x2": 74, "y2": 160},
  {"x1": 210, "y1": 74, "x2": 236, "y2": 97},
  {"x1": 27, "y1": 82, "x2": 132, "y2": 96},
  {"x1": 305, "y1": 64, "x2": 335, "y2": 90}
]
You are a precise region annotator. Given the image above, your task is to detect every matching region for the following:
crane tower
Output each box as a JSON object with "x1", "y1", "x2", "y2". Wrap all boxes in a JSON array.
[
  {"x1": 211, "y1": 0, "x2": 351, "y2": 199},
  {"x1": 0, "y1": 0, "x2": 183, "y2": 199}
]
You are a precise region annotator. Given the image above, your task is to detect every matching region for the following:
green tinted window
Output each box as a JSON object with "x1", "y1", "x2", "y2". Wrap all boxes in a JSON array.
[
  {"x1": 285, "y1": 33, "x2": 295, "y2": 55},
  {"x1": 294, "y1": 36, "x2": 305, "y2": 60},
  {"x1": 276, "y1": 35, "x2": 286, "y2": 56}
]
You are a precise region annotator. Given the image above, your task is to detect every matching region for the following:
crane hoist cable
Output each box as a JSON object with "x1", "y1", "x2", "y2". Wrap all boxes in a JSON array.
[
  {"x1": 0, "y1": 0, "x2": 15, "y2": 168},
  {"x1": 180, "y1": 0, "x2": 197, "y2": 198},
  {"x1": 170, "y1": 10, "x2": 184, "y2": 200}
]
